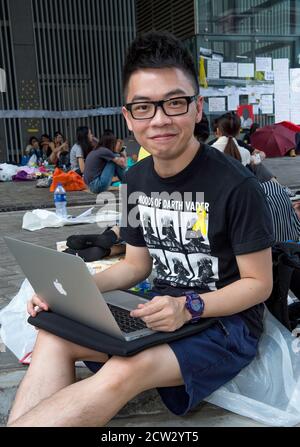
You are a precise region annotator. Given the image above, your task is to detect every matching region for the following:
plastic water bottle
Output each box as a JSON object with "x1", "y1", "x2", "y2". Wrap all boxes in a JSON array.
[{"x1": 54, "y1": 183, "x2": 67, "y2": 218}]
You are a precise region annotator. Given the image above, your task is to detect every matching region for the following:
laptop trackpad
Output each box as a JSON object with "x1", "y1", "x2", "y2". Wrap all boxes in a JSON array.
[{"x1": 103, "y1": 290, "x2": 150, "y2": 311}]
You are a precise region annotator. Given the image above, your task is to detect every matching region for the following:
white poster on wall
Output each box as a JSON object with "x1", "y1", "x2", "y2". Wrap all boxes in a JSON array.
[
  {"x1": 264, "y1": 71, "x2": 274, "y2": 81},
  {"x1": 273, "y1": 58, "x2": 290, "y2": 122},
  {"x1": 207, "y1": 60, "x2": 220, "y2": 79},
  {"x1": 221, "y1": 63, "x2": 238, "y2": 77},
  {"x1": 208, "y1": 97, "x2": 226, "y2": 112},
  {"x1": 238, "y1": 63, "x2": 254, "y2": 78},
  {"x1": 260, "y1": 95, "x2": 274, "y2": 114},
  {"x1": 290, "y1": 68, "x2": 300, "y2": 124},
  {"x1": 255, "y1": 57, "x2": 272, "y2": 73},
  {"x1": 227, "y1": 94, "x2": 240, "y2": 111}
]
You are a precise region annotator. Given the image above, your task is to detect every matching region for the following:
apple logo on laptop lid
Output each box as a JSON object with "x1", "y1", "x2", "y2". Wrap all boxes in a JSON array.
[{"x1": 53, "y1": 279, "x2": 67, "y2": 296}]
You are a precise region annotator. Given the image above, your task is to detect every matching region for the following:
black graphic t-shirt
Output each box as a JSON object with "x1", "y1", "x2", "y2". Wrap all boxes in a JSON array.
[{"x1": 120, "y1": 144, "x2": 275, "y2": 337}]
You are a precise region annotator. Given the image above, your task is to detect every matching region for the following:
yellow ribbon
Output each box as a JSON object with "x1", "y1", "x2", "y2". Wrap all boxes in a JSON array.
[{"x1": 192, "y1": 205, "x2": 207, "y2": 237}]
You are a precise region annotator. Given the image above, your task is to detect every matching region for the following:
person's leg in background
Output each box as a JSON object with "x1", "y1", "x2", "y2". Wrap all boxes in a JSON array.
[
  {"x1": 115, "y1": 164, "x2": 126, "y2": 183},
  {"x1": 252, "y1": 163, "x2": 277, "y2": 183},
  {"x1": 88, "y1": 162, "x2": 116, "y2": 194},
  {"x1": 64, "y1": 226, "x2": 125, "y2": 261}
]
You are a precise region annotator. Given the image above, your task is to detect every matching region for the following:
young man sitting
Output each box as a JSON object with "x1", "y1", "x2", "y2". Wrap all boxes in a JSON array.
[{"x1": 8, "y1": 31, "x2": 274, "y2": 427}]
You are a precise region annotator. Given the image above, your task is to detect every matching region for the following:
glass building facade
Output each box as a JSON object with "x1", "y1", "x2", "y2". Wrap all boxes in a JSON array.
[
  {"x1": 193, "y1": 0, "x2": 300, "y2": 68},
  {"x1": 137, "y1": 0, "x2": 300, "y2": 128}
]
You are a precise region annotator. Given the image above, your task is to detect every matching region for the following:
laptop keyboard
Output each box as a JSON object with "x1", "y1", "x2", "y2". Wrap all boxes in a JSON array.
[{"x1": 107, "y1": 303, "x2": 147, "y2": 333}]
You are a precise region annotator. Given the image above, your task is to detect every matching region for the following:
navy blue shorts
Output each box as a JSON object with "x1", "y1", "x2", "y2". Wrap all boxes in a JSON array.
[{"x1": 84, "y1": 313, "x2": 259, "y2": 416}]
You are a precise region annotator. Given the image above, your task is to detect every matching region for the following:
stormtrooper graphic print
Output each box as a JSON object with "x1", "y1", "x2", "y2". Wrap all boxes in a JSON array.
[{"x1": 138, "y1": 196, "x2": 219, "y2": 290}]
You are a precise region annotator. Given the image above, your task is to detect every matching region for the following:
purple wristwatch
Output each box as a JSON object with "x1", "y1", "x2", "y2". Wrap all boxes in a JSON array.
[{"x1": 184, "y1": 291, "x2": 205, "y2": 323}]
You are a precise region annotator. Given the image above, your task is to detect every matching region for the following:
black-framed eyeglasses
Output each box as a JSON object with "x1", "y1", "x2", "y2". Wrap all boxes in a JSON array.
[{"x1": 125, "y1": 95, "x2": 197, "y2": 120}]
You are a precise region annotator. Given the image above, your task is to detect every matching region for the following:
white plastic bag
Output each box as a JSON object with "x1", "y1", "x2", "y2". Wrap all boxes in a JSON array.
[
  {"x1": 22, "y1": 209, "x2": 63, "y2": 231},
  {"x1": 22, "y1": 208, "x2": 122, "y2": 231},
  {"x1": 27, "y1": 153, "x2": 37, "y2": 166},
  {"x1": 0, "y1": 279, "x2": 37, "y2": 361},
  {"x1": 0, "y1": 163, "x2": 19, "y2": 182},
  {"x1": 205, "y1": 308, "x2": 300, "y2": 427}
]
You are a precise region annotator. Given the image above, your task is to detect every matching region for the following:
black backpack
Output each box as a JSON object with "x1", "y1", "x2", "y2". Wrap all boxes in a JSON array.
[
  {"x1": 266, "y1": 242, "x2": 300, "y2": 331},
  {"x1": 56, "y1": 151, "x2": 71, "y2": 171}
]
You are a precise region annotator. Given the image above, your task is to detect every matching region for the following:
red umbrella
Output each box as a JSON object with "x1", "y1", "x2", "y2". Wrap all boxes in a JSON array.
[
  {"x1": 278, "y1": 121, "x2": 300, "y2": 132},
  {"x1": 250, "y1": 123, "x2": 297, "y2": 157}
]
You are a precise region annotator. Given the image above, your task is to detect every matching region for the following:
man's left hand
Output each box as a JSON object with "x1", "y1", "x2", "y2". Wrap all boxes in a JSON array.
[{"x1": 130, "y1": 295, "x2": 191, "y2": 332}]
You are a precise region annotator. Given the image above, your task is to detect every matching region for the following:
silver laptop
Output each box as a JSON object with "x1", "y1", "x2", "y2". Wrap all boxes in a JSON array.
[{"x1": 4, "y1": 237, "x2": 154, "y2": 342}]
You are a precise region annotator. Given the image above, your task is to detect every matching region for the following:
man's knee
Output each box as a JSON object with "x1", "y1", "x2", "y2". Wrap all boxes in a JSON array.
[
  {"x1": 35, "y1": 329, "x2": 80, "y2": 359},
  {"x1": 96, "y1": 350, "x2": 155, "y2": 392}
]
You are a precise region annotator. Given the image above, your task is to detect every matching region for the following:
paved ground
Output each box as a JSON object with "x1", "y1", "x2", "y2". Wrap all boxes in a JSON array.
[
  {"x1": 0, "y1": 181, "x2": 97, "y2": 212},
  {"x1": 263, "y1": 155, "x2": 300, "y2": 189},
  {"x1": 0, "y1": 154, "x2": 299, "y2": 426}
]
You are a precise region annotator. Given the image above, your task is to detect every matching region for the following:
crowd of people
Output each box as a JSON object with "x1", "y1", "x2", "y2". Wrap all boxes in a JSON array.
[{"x1": 23, "y1": 126, "x2": 137, "y2": 193}]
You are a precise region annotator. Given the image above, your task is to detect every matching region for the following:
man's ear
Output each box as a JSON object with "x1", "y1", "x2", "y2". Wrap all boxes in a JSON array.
[
  {"x1": 122, "y1": 106, "x2": 133, "y2": 132},
  {"x1": 195, "y1": 96, "x2": 204, "y2": 123}
]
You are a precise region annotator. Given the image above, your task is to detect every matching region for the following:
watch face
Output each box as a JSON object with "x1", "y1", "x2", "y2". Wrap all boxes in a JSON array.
[{"x1": 191, "y1": 299, "x2": 202, "y2": 312}]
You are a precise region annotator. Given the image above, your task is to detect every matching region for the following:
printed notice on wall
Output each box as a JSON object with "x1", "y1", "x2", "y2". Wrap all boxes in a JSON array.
[
  {"x1": 238, "y1": 63, "x2": 254, "y2": 78},
  {"x1": 260, "y1": 95, "x2": 273, "y2": 114},
  {"x1": 207, "y1": 60, "x2": 220, "y2": 79},
  {"x1": 274, "y1": 58, "x2": 290, "y2": 122},
  {"x1": 227, "y1": 94, "x2": 239, "y2": 111},
  {"x1": 290, "y1": 68, "x2": 300, "y2": 123},
  {"x1": 255, "y1": 57, "x2": 272, "y2": 73},
  {"x1": 221, "y1": 63, "x2": 238, "y2": 78}
]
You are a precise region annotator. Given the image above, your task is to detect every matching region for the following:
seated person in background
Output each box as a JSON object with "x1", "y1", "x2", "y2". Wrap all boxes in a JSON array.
[
  {"x1": 211, "y1": 112, "x2": 251, "y2": 166},
  {"x1": 243, "y1": 123, "x2": 267, "y2": 162},
  {"x1": 243, "y1": 122, "x2": 260, "y2": 145},
  {"x1": 210, "y1": 114, "x2": 276, "y2": 183},
  {"x1": 260, "y1": 180, "x2": 300, "y2": 243},
  {"x1": 211, "y1": 120, "x2": 267, "y2": 161},
  {"x1": 103, "y1": 128, "x2": 115, "y2": 137},
  {"x1": 194, "y1": 112, "x2": 210, "y2": 143},
  {"x1": 39, "y1": 134, "x2": 55, "y2": 163},
  {"x1": 49, "y1": 131, "x2": 69, "y2": 167},
  {"x1": 25, "y1": 136, "x2": 40, "y2": 157},
  {"x1": 83, "y1": 134, "x2": 126, "y2": 194},
  {"x1": 70, "y1": 126, "x2": 94, "y2": 175}
]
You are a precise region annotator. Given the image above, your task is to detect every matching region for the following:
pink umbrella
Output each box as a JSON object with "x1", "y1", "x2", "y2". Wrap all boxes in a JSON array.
[{"x1": 250, "y1": 123, "x2": 297, "y2": 157}]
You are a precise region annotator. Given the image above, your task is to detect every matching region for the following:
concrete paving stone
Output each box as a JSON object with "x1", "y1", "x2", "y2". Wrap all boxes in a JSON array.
[
  {"x1": 106, "y1": 404, "x2": 267, "y2": 428},
  {"x1": 263, "y1": 155, "x2": 300, "y2": 189},
  {"x1": 0, "y1": 181, "x2": 120, "y2": 212}
]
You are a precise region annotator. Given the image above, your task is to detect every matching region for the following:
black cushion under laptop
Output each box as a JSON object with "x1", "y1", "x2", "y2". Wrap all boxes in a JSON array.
[{"x1": 28, "y1": 311, "x2": 217, "y2": 357}]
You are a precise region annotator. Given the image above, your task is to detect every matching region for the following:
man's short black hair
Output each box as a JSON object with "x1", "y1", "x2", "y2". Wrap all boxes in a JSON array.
[{"x1": 122, "y1": 31, "x2": 199, "y2": 98}]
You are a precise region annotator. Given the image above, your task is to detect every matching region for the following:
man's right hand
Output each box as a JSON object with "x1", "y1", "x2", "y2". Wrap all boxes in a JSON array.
[{"x1": 27, "y1": 294, "x2": 49, "y2": 317}]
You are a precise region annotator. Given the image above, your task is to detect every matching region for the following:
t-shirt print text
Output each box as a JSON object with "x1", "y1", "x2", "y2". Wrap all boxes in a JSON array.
[{"x1": 138, "y1": 193, "x2": 219, "y2": 291}]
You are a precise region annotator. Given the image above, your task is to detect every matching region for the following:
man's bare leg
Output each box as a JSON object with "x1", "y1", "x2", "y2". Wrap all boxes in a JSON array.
[
  {"x1": 8, "y1": 329, "x2": 109, "y2": 424},
  {"x1": 8, "y1": 343, "x2": 183, "y2": 427}
]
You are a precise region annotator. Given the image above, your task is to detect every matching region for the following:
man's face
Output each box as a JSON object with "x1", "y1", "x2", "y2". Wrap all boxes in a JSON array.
[{"x1": 123, "y1": 67, "x2": 203, "y2": 161}]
